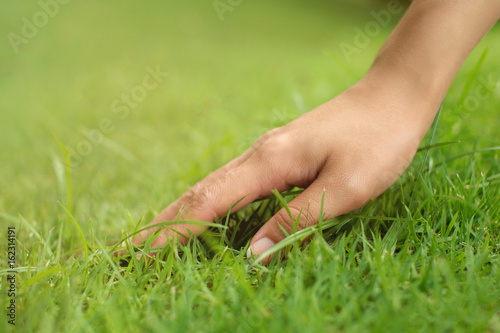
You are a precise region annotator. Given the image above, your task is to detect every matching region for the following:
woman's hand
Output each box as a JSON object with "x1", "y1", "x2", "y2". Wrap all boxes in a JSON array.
[
  {"x1": 126, "y1": 0, "x2": 500, "y2": 263},
  {"x1": 128, "y1": 76, "x2": 436, "y2": 263}
]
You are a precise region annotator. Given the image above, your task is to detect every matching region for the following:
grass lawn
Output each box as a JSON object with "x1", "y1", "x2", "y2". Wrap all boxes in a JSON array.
[{"x1": 1, "y1": 1, "x2": 499, "y2": 332}]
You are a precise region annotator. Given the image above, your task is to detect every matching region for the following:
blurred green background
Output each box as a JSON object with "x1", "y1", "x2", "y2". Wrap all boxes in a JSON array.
[{"x1": 0, "y1": 0, "x2": 499, "y2": 237}]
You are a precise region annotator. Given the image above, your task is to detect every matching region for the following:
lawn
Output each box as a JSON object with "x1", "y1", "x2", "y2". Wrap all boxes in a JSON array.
[{"x1": 1, "y1": 1, "x2": 499, "y2": 332}]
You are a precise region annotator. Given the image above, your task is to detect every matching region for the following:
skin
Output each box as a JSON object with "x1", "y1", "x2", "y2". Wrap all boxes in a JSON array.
[{"x1": 126, "y1": 0, "x2": 500, "y2": 264}]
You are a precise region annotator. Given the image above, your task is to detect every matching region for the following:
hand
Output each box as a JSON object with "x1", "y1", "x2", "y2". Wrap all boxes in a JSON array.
[
  {"x1": 124, "y1": 0, "x2": 500, "y2": 263},
  {"x1": 127, "y1": 76, "x2": 437, "y2": 264}
]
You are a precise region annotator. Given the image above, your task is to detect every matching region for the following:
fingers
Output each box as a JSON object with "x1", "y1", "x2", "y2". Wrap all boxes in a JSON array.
[
  {"x1": 124, "y1": 126, "x2": 325, "y2": 257},
  {"x1": 131, "y1": 142, "x2": 295, "y2": 249},
  {"x1": 247, "y1": 164, "x2": 374, "y2": 264}
]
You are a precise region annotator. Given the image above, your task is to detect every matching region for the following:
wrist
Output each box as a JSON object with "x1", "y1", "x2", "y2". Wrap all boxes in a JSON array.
[
  {"x1": 365, "y1": 57, "x2": 447, "y2": 109},
  {"x1": 333, "y1": 65, "x2": 443, "y2": 142},
  {"x1": 357, "y1": 59, "x2": 447, "y2": 130}
]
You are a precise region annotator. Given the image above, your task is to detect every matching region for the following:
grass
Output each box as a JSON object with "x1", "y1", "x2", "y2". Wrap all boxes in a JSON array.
[{"x1": 1, "y1": 0, "x2": 499, "y2": 332}]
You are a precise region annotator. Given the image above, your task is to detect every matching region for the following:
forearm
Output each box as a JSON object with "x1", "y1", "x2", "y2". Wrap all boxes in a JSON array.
[{"x1": 363, "y1": 0, "x2": 500, "y2": 127}]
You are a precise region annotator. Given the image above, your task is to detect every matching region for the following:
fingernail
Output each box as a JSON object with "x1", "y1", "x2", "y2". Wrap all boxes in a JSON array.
[{"x1": 247, "y1": 237, "x2": 275, "y2": 258}]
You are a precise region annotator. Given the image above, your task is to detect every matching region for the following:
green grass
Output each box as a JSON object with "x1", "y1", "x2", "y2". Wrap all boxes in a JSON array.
[{"x1": 1, "y1": 1, "x2": 499, "y2": 332}]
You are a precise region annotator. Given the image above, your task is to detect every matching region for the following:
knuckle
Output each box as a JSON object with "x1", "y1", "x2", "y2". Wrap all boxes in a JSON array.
[
  {"x1": 179, "y1": 183, "x2": 218, "y2": 214},
  {"x1": 273, "y1": 205, "x2": 312, "y2": 235},
  {"x1": 253, "y1": 128, "x2": 294, "y2": 162},
  {"x1": 254, "y1": 127, "x2": 280, "y2": 146},
  {"x1": 342, "y1": 172, "x2": 373, "y2": 209}
]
